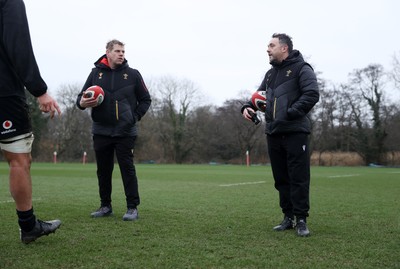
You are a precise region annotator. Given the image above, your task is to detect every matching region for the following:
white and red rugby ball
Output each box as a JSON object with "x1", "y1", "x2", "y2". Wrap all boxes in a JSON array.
[
  {"x1": 251, "y1": 91, "x2": 266, "y2": 112},
  {"x1": 83, "y1": 85, "x2": 104, "y2": 106}
]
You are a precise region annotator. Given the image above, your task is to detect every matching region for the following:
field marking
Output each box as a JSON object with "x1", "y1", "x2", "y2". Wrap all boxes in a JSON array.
[
  {"x1": 328, "y1": 174, "x2": 359, "y2": 178},
  {"x1": 219, "y1": 181, "x2": 266, "y2": 187},
  {"x1": 0, "y1": 198, "x2": 42, "y2": 204}
]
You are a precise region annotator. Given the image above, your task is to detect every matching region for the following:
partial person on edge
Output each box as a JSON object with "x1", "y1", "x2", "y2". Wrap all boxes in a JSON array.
[{"x1": 0, "y1": 0, "x2": 62, "y2": 244}]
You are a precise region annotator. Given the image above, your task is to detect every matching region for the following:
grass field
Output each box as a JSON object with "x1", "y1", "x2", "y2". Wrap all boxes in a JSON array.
[{"x1": 0, "y1": 162, "x2": 399, "y2": 269}]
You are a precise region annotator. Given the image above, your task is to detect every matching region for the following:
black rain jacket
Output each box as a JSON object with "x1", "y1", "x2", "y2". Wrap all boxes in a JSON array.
[
  {"x1": 242, "y1": 50, "x2": 319, "y2": 135},
  {"x1": 76, "y1": 55, "x2": 151, "y2": 137}
]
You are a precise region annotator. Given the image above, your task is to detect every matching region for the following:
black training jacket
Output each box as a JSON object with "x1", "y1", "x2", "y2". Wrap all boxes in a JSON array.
[
  {"x1": 0, "y1": 0, "x2": 47, "y2": 98},
  {"x1": 242, "y1": 50, "x2": 319, "y2": 135},
  {"x1": 76, "y1": 55, "x2": 152, "y2": 137}
]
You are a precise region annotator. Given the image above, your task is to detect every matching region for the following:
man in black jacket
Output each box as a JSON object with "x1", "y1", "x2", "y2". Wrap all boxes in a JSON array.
[
  {"x1": 77, "y1": 39, "x2": 151, "y2": 221},
  {"x1": 241, "y1": 33, "x2": 319, "y2": 236},
  {"x1": 0, "y1": 0, "x2": 62, "y2": 243}
]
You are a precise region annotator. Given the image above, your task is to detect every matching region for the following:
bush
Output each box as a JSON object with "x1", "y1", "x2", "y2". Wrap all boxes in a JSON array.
[{"x1": 311, "y1": 151, "x2": 400, "y2": 166}]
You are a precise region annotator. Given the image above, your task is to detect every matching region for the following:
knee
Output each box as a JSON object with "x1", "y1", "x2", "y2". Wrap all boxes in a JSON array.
[{"x1": 6, "y1": 152, "x2": 32, "y2": 170}]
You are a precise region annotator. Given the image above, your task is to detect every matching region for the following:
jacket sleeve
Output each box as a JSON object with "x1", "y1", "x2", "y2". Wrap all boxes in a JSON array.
[
  {"x1": 240, "y1": 72, "x2": 268, "y2": 114},
  {"x1": 240, "y1": 101, "x2": 254, "y2": 114},
  {"x1": 76, "y1": 71, "x2": 94, "y2": 110},
  {"x1": 2, "y1": 0, "x2": 47, "y2": 97},
  {"x1": 287, "y1": 65, "x2": 319, "y2": 119},
  {"x1": 133, "y1": 70, "x2": 151, "y2": 121}
]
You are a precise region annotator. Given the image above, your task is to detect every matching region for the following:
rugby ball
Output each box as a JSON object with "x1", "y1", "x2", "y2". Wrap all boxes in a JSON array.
[
  {"x1": 83, "y1": 85, "x2": 104, "y2": 106},
  {"x1": 251, "y1": 91, "x2": 266, "y2": 112}
]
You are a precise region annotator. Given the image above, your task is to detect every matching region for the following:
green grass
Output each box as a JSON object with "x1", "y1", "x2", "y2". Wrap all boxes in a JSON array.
[{"x1": 0, "y1": 163, "x2": 399, "y2": 269}]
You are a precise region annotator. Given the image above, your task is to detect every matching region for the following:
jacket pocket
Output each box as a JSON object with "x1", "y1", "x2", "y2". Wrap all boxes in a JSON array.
[{"x1": 274, "y1": 95, "x2": 290, "y2": 121}]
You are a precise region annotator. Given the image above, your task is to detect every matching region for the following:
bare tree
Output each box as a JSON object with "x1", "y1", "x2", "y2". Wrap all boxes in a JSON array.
[
  {"x1": 134, "y1": 92, "x2": 164, "y2": 163},
  {"x1": 149, "y1": 76, "x2": 202, "y2": 163},
  {"x1": 186, "y1": 105, "x2": 219, "y2": 163},
  {"x1": 215, "y1": 99, "x2": 266, "y2": 164},
  {"x1": 17, "y1": 57, "x2": 400, "y2": 165},
  {"x1": 392, "y1": 51, "x2": 400, "y2": 90},
  {"x1": 24, "y1": 90, "x2": 50, "y2": 161},
  {"x1": 43, "y1": 84, "x2": 93, "y2": 162},
  {"x1": 310, "y1": 79, "x2": 339, "y2": 164},
  {"x1": 347, "y1": 64, "x2": 388, "y2": 165},
  {"x1": 383, "y1": 103, "x2": 400, "y2": 160}
]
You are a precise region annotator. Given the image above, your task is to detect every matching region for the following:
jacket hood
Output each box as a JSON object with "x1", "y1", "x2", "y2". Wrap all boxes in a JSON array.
[
  {"x1": 94, "y1": 54, "x2": 129, "y2": 70},
  {"x1": 272, "y1": 50, "x2": 304, "y2": 69}
]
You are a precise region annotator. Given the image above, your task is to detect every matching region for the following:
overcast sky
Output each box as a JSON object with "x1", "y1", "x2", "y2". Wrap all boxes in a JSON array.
[{"x1": 25, "y1": 0, "x2": 400, "y2": 105}]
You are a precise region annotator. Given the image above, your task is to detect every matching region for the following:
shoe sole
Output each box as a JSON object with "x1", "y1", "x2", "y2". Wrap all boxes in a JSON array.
[
  {"x1": 273, "y1": 226, "x2": 294, "y2": 231},
  {"x1": 122, "y1": 216, "x2": 139, "y2": 221},
  {"x1": 297, "y1": 232, "x2": 311, "y2": 237},
  {"x1": 21, "y1": 223, "x2": 62, "y2": 244},
  {"x1": 91, "y1": 212, "x2": 113, "y2": 218}
]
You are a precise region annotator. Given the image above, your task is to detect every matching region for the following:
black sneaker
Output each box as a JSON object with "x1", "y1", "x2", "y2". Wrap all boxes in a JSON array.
[
  {"x1": 20, "y1": 219, "x2": 62, "y2": 244},
  {"x1": 296, "y1": 219, "x2": 310, "y2": 237},
  {"x1": 122, "y1": 208, "x2": 139, "y2": 221},
  {"x1": 273, "y1": 216, "x2": 294, "y2": 231},
  {"x1": 91, "y1": 206, "x2": 113, "y2": 218}
]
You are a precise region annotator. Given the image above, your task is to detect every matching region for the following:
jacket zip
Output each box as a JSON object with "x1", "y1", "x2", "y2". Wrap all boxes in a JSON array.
[
  {"x1": 116, "y1": 100, "x2": 119, "y2": 120},
  {"x1": 111, "y1": 71, "x2": 119, "y2": 121},
  {"x1": 272, "y1": 69, "x2": 280, "y2": 120}
]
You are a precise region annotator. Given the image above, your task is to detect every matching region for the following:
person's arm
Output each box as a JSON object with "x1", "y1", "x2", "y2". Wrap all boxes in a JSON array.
[
  {"x1": 76, "y1": 71, "x2": 98, "y2": 109},
  {"x1": 133, "y1": 70, "x2": 151, "y2": 121},
  {"x1": 287, "y1": 65, "x2": 320, "y2": 119},
  {"x1": 241, "y1": 72, "x2": 268, "y2": 121},
  {"x1": 37, "y1": 93, "x2": 61, "y2": 119},
  {"x1": 2, "y1": 0, "x2": 60, "y2": 118},
  {"x1": 2, "y1": 0, "x2": 47, "y2": 97}
]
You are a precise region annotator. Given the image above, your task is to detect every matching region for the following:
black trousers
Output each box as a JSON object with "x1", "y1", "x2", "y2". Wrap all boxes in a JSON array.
[
  {"x1": 93, "y1": 135, "x2": 140, "y2": 209},
  {"x1": 267, "y1": 133, "x2": 310, "y2": 219}
]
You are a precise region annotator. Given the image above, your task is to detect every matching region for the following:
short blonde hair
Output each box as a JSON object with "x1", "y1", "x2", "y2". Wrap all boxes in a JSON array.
[{"x1": 106, "y1": 39, "x2": 125, "y2": 51}]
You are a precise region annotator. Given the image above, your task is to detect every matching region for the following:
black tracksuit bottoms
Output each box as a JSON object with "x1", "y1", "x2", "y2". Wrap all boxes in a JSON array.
[
  {"x1": 267, "y1": 133, "x2": 310, "y2": 220},
  {"x1": 93, "y1": 134, "x2": 140, "y2": 209}
]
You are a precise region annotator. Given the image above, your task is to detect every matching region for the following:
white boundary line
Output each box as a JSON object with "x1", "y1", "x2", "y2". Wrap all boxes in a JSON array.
[
  {"x1": 219, "y1": 181, "x2": 266, "y2": 187},
  {"x1": 0, "y1": 197, "x2": 42, "y2": 204},
  {"x1": 327, "y1": 174, "x2": 359, "y2": 178}
]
